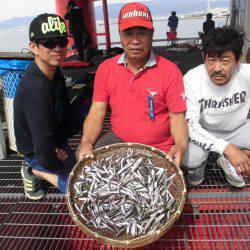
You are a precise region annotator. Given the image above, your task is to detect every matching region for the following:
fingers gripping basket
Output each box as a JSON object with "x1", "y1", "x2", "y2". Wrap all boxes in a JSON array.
[{"x1": 66, "y1": 143, "x2": 186, "y2": 248}]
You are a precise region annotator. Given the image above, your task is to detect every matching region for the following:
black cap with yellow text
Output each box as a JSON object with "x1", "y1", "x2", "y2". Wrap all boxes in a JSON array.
[{"x1": 29, "y1": 13, "x2": 68, "y2": 41}]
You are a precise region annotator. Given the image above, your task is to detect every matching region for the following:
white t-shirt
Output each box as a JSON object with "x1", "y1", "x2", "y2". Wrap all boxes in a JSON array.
[{"x1": 184, "y1": 63, "x2": 250, "y2": 155}]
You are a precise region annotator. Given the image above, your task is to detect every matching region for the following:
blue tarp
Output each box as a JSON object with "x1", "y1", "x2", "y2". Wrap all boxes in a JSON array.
[
  {"x1": 0, "y1": 59, "x2": 31, "y2": 76},
  {"x1": 0, "y1": 59, "x2": 32, "y2": 98},
  {"x1": 0, "y1": 69, "x2": 6, "y2": 75}
]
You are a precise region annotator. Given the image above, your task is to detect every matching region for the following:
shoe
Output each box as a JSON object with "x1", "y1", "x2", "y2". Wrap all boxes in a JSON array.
[
  {"x1": 217, "y1": 156, "x2": 245, "y2": 188},
  {"x1": 185, "y1": 161, "x2": 206, "y2": 186},
  {"x1": 21, "y1": 162, "x2": 45, "y2": 200}
]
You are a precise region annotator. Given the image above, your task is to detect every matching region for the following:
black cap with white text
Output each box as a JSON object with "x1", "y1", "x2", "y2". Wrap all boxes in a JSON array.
[{"x1": 29, "y1": 13, "x2": 68, "y2": 41}]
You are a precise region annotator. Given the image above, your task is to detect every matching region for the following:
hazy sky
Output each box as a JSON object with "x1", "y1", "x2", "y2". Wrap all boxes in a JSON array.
[{"x1": 0, "y1": 0, "x2": 150, "y2": 22}]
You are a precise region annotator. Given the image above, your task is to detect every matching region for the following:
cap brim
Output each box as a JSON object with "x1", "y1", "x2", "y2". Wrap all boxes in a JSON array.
[
  {"x1": 30, "y1": 33, "x2": 68, "y2": 41},
  {"x1": 119, "y1": 20, "x2": 153, "y2": 31}
]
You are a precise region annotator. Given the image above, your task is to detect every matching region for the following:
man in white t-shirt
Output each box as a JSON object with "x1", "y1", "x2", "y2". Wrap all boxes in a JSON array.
[{"x1": 183, "y1": 27, "x2": 250, "y2": 187}]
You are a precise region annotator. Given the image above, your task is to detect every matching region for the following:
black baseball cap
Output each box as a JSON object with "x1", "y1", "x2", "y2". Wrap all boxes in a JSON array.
[{"x1": 29, "y1": 13, "x2": 68, "y2": 41}]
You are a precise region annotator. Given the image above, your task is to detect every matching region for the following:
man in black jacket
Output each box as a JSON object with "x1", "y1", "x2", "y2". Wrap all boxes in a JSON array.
[
  {"x1": 198, "y1": 13, "x2": 215, "y2": 40},
  {"x1": 14, "y1": 13, "x2": 90, "y2": 200},
  {"x1": 64, "y1": 0, "x2": 86, "y2": 61},
  {"x1": 203, "y1": 13, "x2": 215, "y2": 34}
]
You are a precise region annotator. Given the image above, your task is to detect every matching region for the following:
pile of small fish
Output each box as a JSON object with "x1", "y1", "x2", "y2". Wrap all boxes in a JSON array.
[{"x1": 73, "y1": 149, "x2": 176, "y2": 237}]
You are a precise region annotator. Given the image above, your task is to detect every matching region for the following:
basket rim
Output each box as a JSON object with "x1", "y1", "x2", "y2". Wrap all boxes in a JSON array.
[{"x1": 66, "y1": 142, "x2": 186, "y2": 248}]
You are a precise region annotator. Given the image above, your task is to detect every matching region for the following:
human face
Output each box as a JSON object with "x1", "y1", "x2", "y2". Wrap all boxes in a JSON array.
[
  {"x1": 119, "y1": 27, "x2": 153, "y2": 63},
  {"x1": 29, "y1": 38, "x2": 68, "y2": 68},
  {"x1": 205, "y1": 51, "x2": 239, "y2": 86}
]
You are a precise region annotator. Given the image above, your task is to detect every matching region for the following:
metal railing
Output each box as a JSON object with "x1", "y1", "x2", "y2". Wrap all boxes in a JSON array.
[{"x1": 99, "y1": 37, "x2": 202, "y2": 47}]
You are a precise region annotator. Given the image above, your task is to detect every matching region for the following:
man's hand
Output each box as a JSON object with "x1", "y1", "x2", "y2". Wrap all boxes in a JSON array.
[
  {"x1": 168, "y1": 145, "x2": 185, "y2": 167},
  {"x1": 169, "y1": 112, "x2": 188, "y2": 167},
  {"x1": 55, "y1": 148, "x2": 68, "y2": 162},
  {"x1": 223, "y1": 144, "x2": 250, "y2": 176},
  {"x1": 76, "y1": 141, "x2": 94, "y2": 162},
  {"x1": 242, "y1": 149, "x2": 250, "y2": 157},
  {"x1": 76, "y1": 102, "x2": 107, "y2": 162}
]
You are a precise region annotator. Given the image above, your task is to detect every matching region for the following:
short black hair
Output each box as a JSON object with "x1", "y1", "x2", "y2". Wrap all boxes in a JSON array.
[
  {"x1": 206, "y1": 13, "x2": 212, "y2": 19},
  {"x1": 68, "y1": 0, "x2": 76, "y2": 8},
  {"x1": 203, "y1": 27, "x2": 244, "y2": 61}
]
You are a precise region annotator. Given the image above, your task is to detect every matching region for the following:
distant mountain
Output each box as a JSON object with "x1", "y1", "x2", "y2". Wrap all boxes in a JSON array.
[
  {"x1": 0, "y1": 0, "x2": 230, "y2": 30},
  {"x1": 0, "y1": 16, "x2": 34, "y2": 30},
  {"x1": 95, "y1": 0, "x2": 230, "y2": 19}
]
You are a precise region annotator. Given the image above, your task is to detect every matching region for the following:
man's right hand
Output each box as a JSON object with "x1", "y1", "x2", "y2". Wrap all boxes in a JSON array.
[
  {"x1": 223, "y1": 144, "x2": 250, "y2": 176},
  {"x1": 76, "y1": 141, "x2": 94, "y2": 162},
  {"x1": 55, "y1": 148, "x2": 68, "y2": 162}
]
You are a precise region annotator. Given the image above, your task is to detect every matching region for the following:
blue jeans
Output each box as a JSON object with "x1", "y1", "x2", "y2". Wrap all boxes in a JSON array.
[
  {"x1": 24, "y1": 152, "x2": 75, "y2": 193},
  {"x1": 24, "y1": 101, "x2": 91, "y2": 193}
]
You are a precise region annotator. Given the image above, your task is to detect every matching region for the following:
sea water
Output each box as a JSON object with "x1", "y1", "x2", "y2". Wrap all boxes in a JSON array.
[{"x1": 0, "y1": 17, "x2": 227, "y2": 52}]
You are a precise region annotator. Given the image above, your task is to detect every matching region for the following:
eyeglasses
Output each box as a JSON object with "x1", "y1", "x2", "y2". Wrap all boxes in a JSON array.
[{"x1": 36, "y1": 37, "x2": 69, "y2": 49}]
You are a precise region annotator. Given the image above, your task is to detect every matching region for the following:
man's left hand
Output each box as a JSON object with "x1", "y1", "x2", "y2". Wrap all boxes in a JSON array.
[
  {"x1": 169, "y1": 112, "x2": 188, "y2": 167},
  {"x1": 224, "y1": 144, "x2": 250, "y2": 176},
  {"x1": 168, "y1": 145, "x2": 185, "y2": 167}
]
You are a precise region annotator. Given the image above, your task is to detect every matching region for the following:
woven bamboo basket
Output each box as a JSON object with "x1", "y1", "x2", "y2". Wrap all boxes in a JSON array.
[{"x1": 66, "y1": 142, "x2": 186, "y2": 248}]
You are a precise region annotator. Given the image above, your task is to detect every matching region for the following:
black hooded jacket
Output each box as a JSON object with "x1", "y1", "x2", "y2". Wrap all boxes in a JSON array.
[
  {"x1": 14, "y1": 62, "x2": 69, "y2": 170},
  {"x1": 64, "y1": 6, "x2": 85, "y2": 35}
]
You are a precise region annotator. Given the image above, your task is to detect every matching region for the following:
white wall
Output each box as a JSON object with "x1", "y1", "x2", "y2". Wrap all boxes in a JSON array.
[{"x1": 243, "y1": 0, "x2": 250, "y2": 62}]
